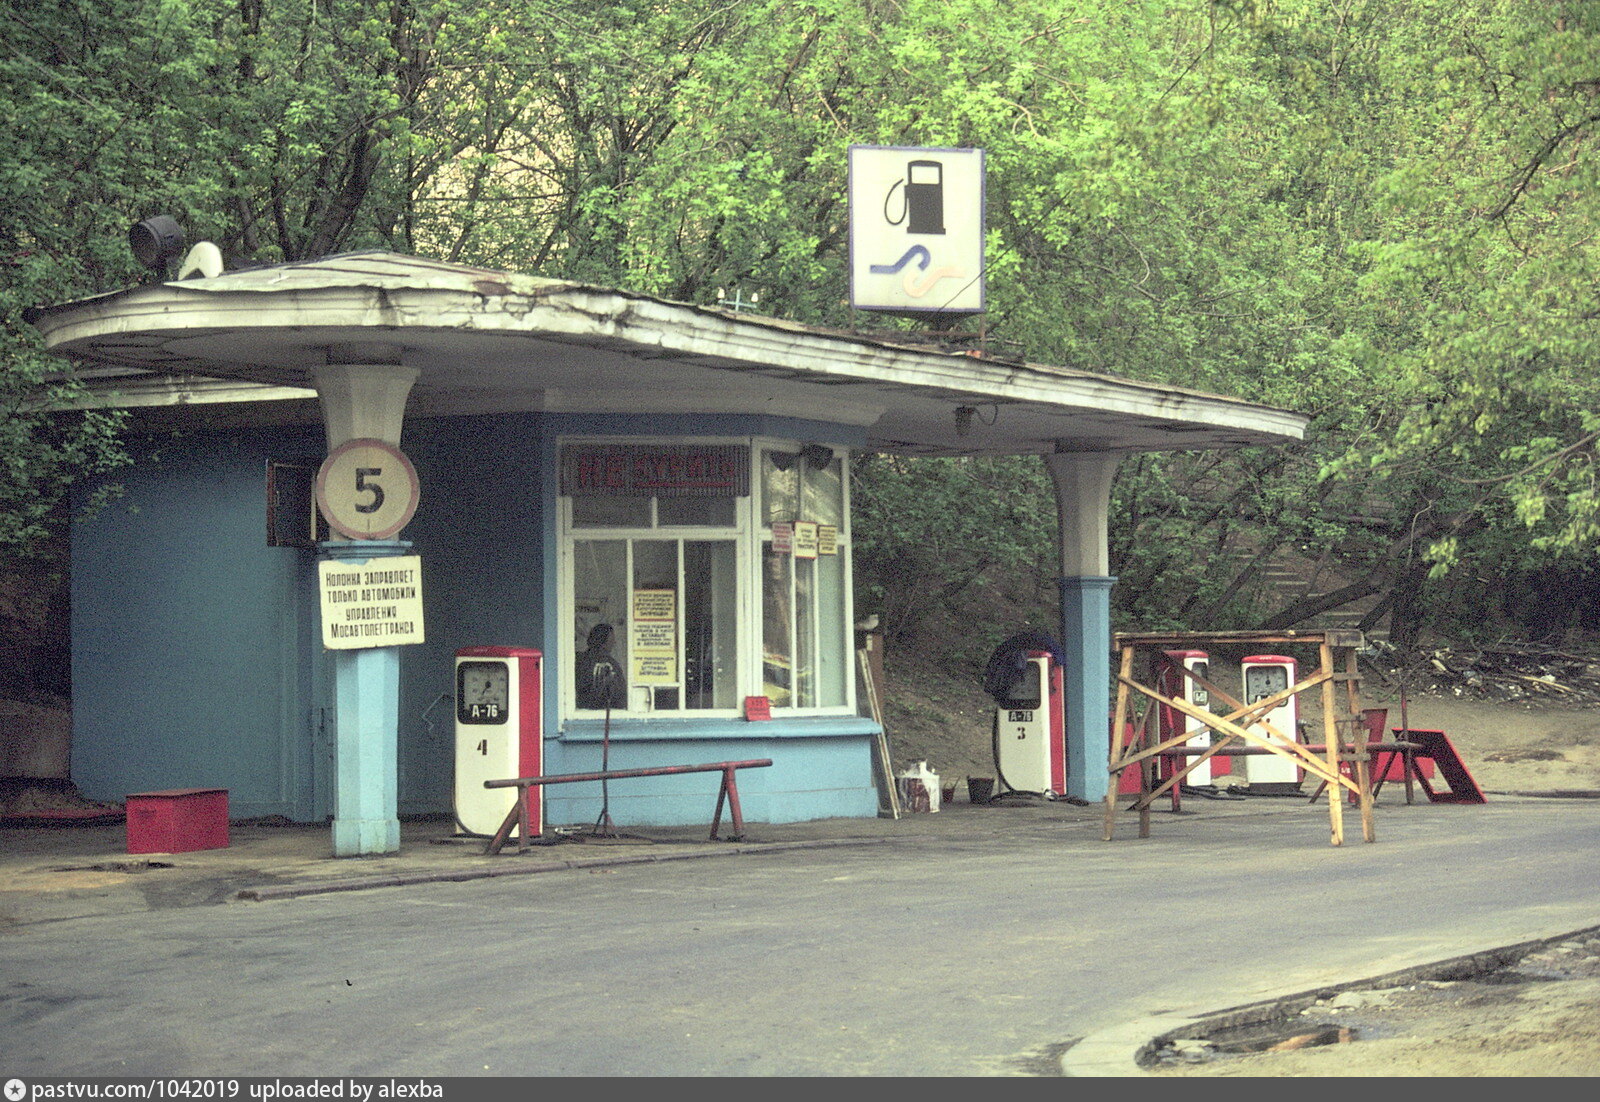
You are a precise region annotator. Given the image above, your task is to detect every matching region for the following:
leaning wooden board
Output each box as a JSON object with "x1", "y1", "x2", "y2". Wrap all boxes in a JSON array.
[{"x1": 858, "y1": 647, "x2": 901, "y2": 819}]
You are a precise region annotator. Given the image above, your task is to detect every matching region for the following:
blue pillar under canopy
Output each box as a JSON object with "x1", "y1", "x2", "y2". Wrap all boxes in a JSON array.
[
  {"x1": 1059, "y1": 574, "x2": 1116, "y2": 802},
  {"x1": 323, "y1": 539, "x2": 412, "y2": 856},
  {"x1": 1044, "y1": 451, "x2": 1122, "y2": 803},
  {"x1": 314, "y1": 354, "x2": 419, "y2": 857}
]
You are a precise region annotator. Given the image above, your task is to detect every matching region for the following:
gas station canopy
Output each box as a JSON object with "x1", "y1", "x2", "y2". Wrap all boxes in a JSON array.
[{"x1": 28, "y1": 251, "x2": 1306, "y2": 456}]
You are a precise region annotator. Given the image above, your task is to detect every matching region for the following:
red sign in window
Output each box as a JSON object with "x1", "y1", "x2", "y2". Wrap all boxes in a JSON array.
[{"x1": 562, "y1": 444, "x2": 749, "y2": 497}]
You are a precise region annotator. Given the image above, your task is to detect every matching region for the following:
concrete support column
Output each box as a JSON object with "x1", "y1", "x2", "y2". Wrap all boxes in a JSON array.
[
  {"x1": 1044, "y1": 451, "x2": 1122, "y2": 802},
  {"x1": 314, "y1": 355, "x2": 419, "y2": 450},
  {"x1": 1057, "y1": 575, "x2": 1117, "y2": 802},
  {"x1": 324, "y1": 539, "x2": 410, "y2": 856},
  {"x1": 314, "y1": 352, "x2": 418, "y2": 856}
]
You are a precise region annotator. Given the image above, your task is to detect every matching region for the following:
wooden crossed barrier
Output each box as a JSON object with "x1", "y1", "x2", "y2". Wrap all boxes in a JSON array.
[{"x1": 1106, "y1": 630, "x2": 1376, "y2": 847}]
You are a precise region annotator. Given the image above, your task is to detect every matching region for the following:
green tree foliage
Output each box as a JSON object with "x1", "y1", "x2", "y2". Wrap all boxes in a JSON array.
[
  {"x1": 6, "y1": 0, "x2": 1598, "y2": 646},
  {"x1": 0, "y1": 0, "x2": 155, "y2": 557},
  {"x1": 850, "y1": 454, "x2": 1056, "y2": 646},
  {"x1": 0, "y1": 0, "x2": 484, "y2": 558},
  {"x1": 1338, "y1": 2, "x2": 1600, "y2": 561},
  {"x1": 1206, "y1": 0, "x2": 1600, "y2": 642}
]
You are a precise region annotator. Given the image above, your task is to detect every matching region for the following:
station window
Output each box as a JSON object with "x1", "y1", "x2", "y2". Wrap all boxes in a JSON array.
[
  {"x1": 560, "y1": 440, "x2": 851, "y2": 718},
  {"x1": 570, "y1": 536, "x2": 739, "y2": 713},
  {"x1": 760, "y1": 446, "x2": 849, "y2": 708}
]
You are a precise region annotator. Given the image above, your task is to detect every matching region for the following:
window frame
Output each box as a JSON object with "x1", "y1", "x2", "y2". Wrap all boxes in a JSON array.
[
  {"x1": 557, "y1": 435, "x2": 854, "y2": 722},
  {"x1": 265, "y1": 459, "x2": 329, "y2": 548},
  {"x1": 755, "y1": 443, "x2": 853, "y2": 712}
]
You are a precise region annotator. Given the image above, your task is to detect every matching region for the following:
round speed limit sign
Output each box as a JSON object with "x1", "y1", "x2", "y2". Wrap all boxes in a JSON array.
[{"x1": 315, "y1": 438, "x2": 421, "y2": 540}]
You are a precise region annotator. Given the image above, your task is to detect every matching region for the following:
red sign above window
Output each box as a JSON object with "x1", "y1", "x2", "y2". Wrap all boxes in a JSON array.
[{"x1": 561, "y1": 444, "x2": 750, "y2": 497}]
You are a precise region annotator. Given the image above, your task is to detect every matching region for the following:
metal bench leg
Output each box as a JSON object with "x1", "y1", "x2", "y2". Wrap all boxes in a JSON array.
[
  {"x1": 1369, "y1": 752, "x2": 1389, "y2": 801},
  {"x1": 518, "y1": 783, "x2": 533, "y2": 854},
  {"x1": 711, "y1": 767, "x2": 746, "y2": 842},
  {"x1": 486, "y1": 791, "x2": 521, "y2": 857},
  {"x1": 484, "y1": 783, "x2": 536, "y2": 856}
]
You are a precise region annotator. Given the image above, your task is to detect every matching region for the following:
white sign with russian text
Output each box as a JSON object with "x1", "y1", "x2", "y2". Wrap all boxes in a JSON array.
[{"x1": 319, "y1": 555, "x2": 425, "y2": 649}]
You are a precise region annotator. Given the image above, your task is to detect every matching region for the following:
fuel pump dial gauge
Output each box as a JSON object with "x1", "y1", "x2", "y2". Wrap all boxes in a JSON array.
[
  {"x1": 1245, "y1": 664, "x2": 1289, "y2": 703},
  {"x1": 457, "y1": 660, "x2": 510, "y2": 724}
]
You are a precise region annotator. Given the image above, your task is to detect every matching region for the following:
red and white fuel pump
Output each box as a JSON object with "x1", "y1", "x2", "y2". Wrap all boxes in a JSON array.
[
  {"x1": 453, "y1": 646, "x2": 543, "y2": 837},
  {"x1": 1240, "y1": 654, "x2": 1299, "y2": 789},
  {"x1": 1156, "y1": 649, "x2": 1217, "y2": 785},
  {"x1": 992, "y1": 650, "x2": 1067, "y2": 797}
]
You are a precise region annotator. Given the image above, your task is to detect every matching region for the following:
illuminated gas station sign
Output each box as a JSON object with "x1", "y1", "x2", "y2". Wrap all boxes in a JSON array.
[{"x1": 849, "y1": 145, "x2": 986, "y2": 315}]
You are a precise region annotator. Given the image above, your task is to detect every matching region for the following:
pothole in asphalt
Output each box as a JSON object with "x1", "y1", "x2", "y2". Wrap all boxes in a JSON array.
[
  {"x1": 49, "y1": 860, "x2": 176, "y2": 873},
  {"x1": 1209, "y1": 1023, "x2": 1358, "y2": 1054},
  {"x1": 1149, "y1": 1022, "x2": 1359, "y2": 1066}
]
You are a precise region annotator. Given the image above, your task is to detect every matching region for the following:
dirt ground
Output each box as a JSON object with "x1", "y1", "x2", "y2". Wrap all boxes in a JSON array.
[{"x1": 879, "y1": 645, "x2": 1600, "y2": 1076}]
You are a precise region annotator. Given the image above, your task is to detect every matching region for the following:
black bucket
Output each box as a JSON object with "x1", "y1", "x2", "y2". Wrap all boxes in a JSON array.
[{"x1": 967, "y1": 776, "x2": 995, "y2": 804}]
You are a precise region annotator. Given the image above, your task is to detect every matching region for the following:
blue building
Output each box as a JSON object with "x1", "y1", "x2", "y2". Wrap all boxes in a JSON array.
[{"x1": 29, "y1": 251, "x2": 1305, "y2": 854}]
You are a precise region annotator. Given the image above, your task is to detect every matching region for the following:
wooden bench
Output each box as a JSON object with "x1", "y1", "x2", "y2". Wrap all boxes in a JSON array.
[{"x1": 482, "y1": 759, "x2": 774, "y2": 855}]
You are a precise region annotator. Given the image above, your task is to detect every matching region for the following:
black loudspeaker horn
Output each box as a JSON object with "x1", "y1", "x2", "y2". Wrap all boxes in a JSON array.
[{"x1": 129, "y1": 216, "x2": 186, "y2": 271}]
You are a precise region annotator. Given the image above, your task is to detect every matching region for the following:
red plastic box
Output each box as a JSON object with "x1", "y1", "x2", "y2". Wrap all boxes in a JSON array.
[{"x1": 126, "y1": 788, "x2": 230, "y2": 854}]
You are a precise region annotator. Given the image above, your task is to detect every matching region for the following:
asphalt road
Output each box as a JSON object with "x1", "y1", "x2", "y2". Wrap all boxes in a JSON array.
[{"x1": 4, "y1": 797, "x2": 1599, "y2": 1076}]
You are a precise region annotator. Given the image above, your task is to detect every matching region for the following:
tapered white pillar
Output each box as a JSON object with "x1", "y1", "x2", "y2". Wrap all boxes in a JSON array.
[
  {"x1": 315, "y1": 357, "x2": 420, "y2": 451},
  {"x1": 314, "y1": 352, "x2": 419, "y2": 856}
]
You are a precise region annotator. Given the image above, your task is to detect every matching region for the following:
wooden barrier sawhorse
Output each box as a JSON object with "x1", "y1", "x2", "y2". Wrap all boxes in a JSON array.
[
  {"x1": 1107, "y1": 629, "x2": 1376, "y2": 846},
  {"x1": 482, "y1": 759, "x2": 774, "y2": 855}
]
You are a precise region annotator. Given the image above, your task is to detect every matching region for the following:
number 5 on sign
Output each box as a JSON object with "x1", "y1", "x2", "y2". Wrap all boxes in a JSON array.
[{"x1": 316, "y1": 438, "x2": 421, "y2": 540}]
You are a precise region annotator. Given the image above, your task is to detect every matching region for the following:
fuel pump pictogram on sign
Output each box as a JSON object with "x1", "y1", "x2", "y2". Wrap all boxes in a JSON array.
[
  {"x1": 848, "y1": 145, "x2": 985, "y2": 315},
  {"x1": 886, "y1": 159, "x2": 946, "y2": 235}
]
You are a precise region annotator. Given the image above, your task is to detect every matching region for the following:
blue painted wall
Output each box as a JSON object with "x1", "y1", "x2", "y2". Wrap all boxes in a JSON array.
[
  {"x1": 396, "y1": 412, "x2": 549, "y2": 816},
  {"x1": 548, "y1": 717, "x2": 880, "y2": 827},
  {"x1": 70, "y1": 410, "x2": 880, "y2": 826},
  {"x1": 72, "y1": 424, "x2": 329, "y2": 820}
]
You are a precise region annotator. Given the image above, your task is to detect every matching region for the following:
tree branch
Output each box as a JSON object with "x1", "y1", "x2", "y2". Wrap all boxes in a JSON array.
[{"x1": 1488, "y1": 111, "x2": 1600, "y2": 222}]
